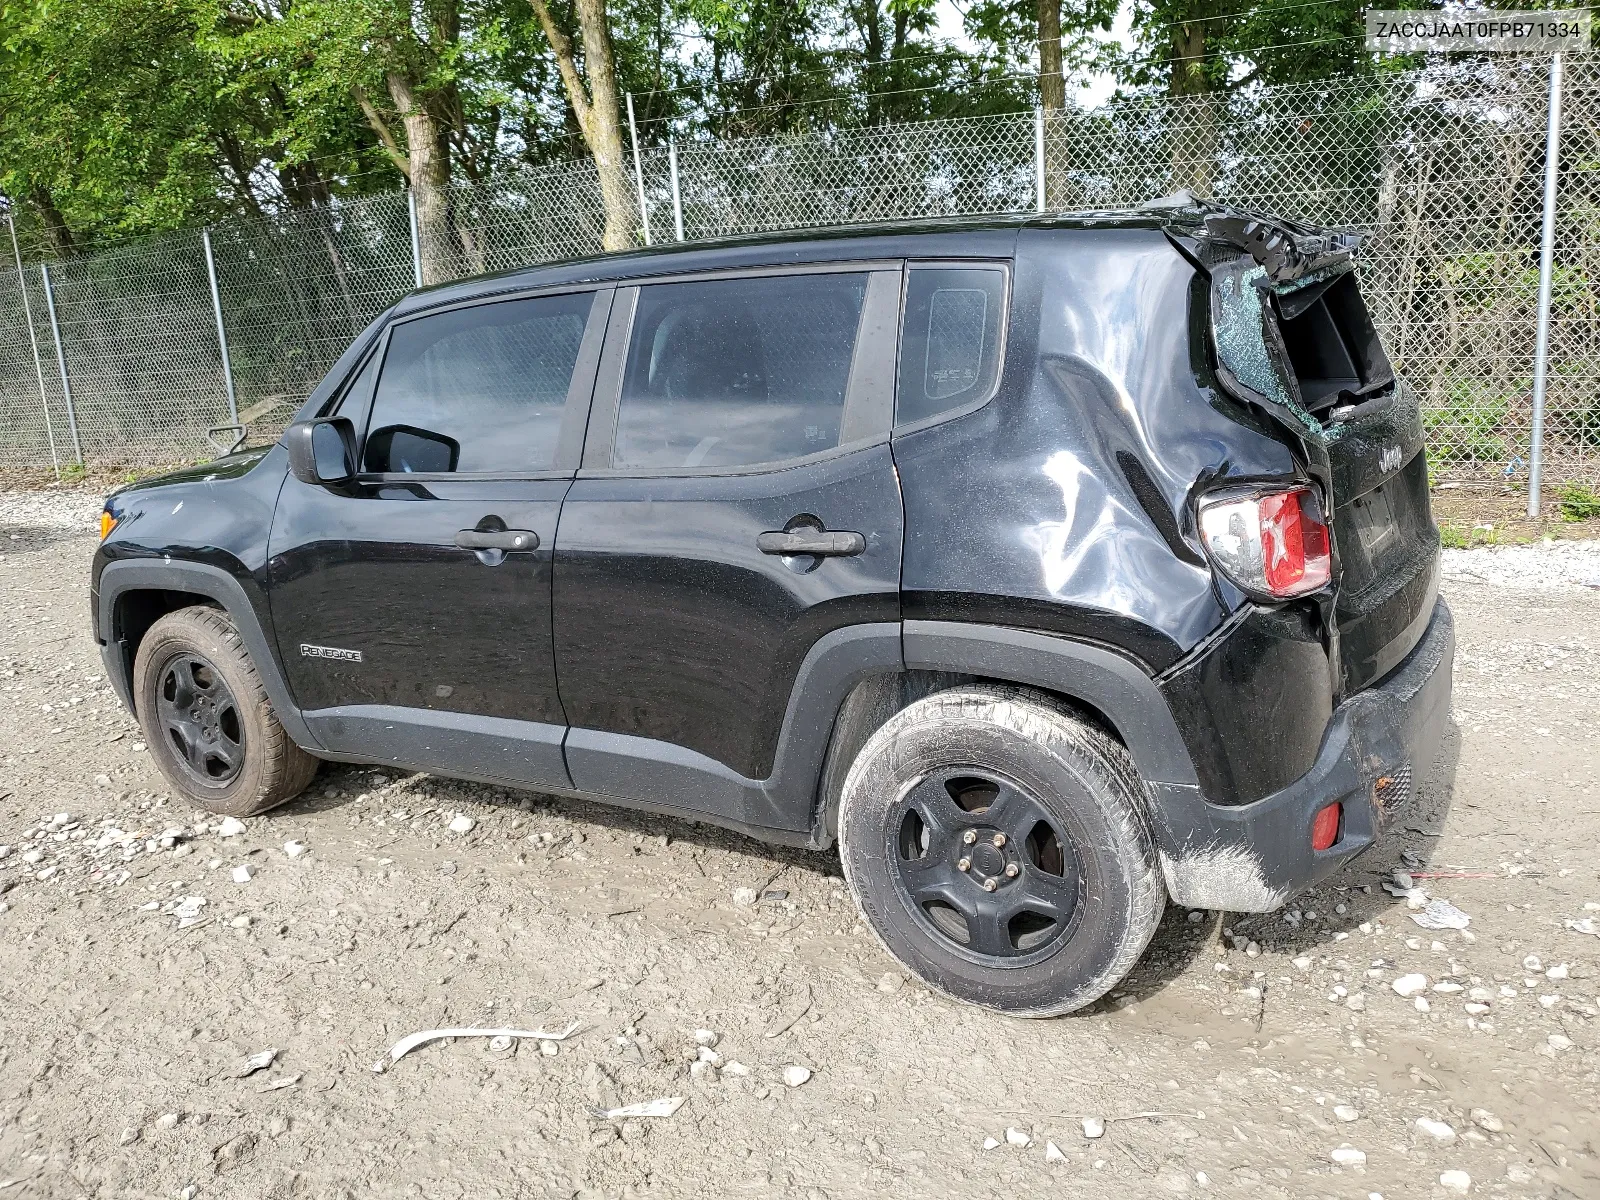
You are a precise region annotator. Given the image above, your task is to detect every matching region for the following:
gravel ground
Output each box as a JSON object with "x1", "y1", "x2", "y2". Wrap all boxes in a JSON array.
[{"x1": 1, "y1": 488, "x2": 1597, "y2": 1199}]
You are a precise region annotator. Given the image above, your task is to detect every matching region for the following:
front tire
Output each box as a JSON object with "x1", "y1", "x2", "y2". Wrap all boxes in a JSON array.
[
  {"x1": 837, "y1": 685, "x2": 1165, "y2": 1017},
  {"x1": 133, "y1": 606, "x2": 318, "y2": 817}
]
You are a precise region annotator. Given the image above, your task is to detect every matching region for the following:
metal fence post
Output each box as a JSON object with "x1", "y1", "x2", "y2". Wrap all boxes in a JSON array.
[
  {"x1": 669, "y1": 139, "x2": 685, "y2": 242},
  {"x1": 201, "y1": 229, "x2": 240, "y2": 424},
  {"x1": 1527, "y1": 52, "x2": 1564, "y2": 518},
  {"x1": 1034, "y1": 108, "x2": 1047, "y2": 213},
  {"x1": 627, "y1": 93, "x2": 653, "y2": 246},
  {"x1": 7, "y1": 213, "x2": 61, "y2": 479},
  {"x1": 39, "y1": 263, "x2": 83, "y2": 466},
  {"x1": 406, "y1": 190, "x2": 424, "y2": 288}
]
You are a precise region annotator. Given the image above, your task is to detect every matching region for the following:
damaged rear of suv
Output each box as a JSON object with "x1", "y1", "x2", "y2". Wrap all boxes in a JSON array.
[{"x1": 92, "y1": 200, "x2": 1451, "y2": 1018}]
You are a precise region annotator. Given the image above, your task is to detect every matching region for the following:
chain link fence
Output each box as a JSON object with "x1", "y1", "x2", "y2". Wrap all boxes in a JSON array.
[{"x1": 3, "y1": 55, "x2": 1598, "y2": 490}]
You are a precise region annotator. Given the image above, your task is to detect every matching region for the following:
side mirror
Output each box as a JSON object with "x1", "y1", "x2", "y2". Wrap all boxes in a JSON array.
[{"x1": 285, "y1": 417, "x2": 357, "y2": 486}]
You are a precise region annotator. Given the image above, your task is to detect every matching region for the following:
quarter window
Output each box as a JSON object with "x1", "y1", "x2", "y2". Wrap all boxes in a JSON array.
[
  {"x1": 613, "y1": 273, "x2": 870, "y2": 470},
  {"x1": 364, "y1": 292, "x2": 593, "y2": 474},
  {"x1": 896, "y1": 267, "x2": 1006, "y2": 426}
]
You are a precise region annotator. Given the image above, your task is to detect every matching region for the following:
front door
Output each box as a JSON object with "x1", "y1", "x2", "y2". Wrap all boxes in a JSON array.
[
  {"x1": 552, "y1": 267, "x2": 905, "y2": 834},
  {"x1": 268, "y1": 288, "x2": 610, "y2": 787}
]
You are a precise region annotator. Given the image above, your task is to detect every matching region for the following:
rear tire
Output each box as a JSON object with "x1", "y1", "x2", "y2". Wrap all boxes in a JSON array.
[
  {"x1": 837, "y1": 685, "x2": 1165, "y2": 1017},
  {"x1": 133, "y1": 606, "x2": 318, "y2": 817}
]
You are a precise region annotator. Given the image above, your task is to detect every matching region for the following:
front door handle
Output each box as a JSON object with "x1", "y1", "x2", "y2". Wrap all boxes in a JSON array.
[
  {"x1": 455, "y1": 528, "x2": 539, "y2": 552},
  {"x1": 757, "y1": 529, "x2": 866, "y2": 557}
]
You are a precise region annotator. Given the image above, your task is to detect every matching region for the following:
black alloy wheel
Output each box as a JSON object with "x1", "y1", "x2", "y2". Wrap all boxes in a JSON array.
[
  {"x1": 154, "y1": 652, "x2": 245, "y2": 788},
  {"x1": 890, "y1": 766, "x2": 1082, "y2": 964}
]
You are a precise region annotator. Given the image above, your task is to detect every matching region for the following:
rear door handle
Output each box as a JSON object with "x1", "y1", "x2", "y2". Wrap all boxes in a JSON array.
[
  {"x1": 757, "y1": 529, "x2": 866, "y2": 557},
  {"x1": 455, "y1": 529, "x2": 539, "y2": 551}
]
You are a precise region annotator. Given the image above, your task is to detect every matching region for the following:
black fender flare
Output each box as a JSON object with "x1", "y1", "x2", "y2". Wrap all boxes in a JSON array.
[
  {"x1": 95, "y1": 559, "x2": 322, "y2": 752},
  {"x1": 900, "y1": 620, "x2": 1200, "y2": 788}
]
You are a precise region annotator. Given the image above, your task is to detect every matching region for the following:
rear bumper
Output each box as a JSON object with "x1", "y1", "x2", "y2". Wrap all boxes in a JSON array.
[{"x1": 1148, "y1": 597, "x2": 1454, "y2": 911}]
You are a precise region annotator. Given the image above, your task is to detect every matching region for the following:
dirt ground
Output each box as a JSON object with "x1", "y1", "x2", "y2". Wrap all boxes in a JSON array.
[{"x1": 1, "y1": 491, "x2": 1597, "y2": 1200}]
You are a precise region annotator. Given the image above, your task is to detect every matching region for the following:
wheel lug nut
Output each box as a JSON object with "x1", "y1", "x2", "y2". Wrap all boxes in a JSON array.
[
  {"x1": 1004, "y1": 863, "x2": 1019, "y2": 878},
  {"x1": 961, "y1": 830, "x2": 977, "y2": 845},
  {"x1": 982, "y1": 878, "x2": 998, "y2": 892},
  {"x1": 957, "y1": 857, "x2": 970, "y2": 872},
  {"x1": 992, "y1": 832, "x2": 1007, "y2": 848}
]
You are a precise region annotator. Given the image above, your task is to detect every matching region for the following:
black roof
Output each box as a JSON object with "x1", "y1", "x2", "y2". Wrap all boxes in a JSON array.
[{"x1": 392, "y1": 209, "x2": 1176, "y2": 317}]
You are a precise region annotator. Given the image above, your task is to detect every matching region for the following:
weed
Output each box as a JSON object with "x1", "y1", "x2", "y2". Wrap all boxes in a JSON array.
[{"x1": 1557, "y1": 481, "x2": 1600, "y2": 522}]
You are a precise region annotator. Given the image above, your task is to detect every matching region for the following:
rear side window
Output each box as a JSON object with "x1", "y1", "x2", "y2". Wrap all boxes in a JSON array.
[
  {"x1": 613, "y1": 272, "x2": 869, "y2": 470},
  {"x1": 896, "y1": 267, "x2": 1006, "y2": 426},
  {"x1": 364, "y1": 292, "x2": 592, "y2": 473}
]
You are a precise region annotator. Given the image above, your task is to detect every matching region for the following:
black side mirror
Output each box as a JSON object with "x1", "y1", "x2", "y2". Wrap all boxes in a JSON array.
[{"x1": 285, "y1": 417, "x2": 357, "y2": 486}]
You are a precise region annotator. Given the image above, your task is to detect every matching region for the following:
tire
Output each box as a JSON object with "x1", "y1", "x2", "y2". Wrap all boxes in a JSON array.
[
  {"x1": 133, "y1": 605, "x2": 318, "y2": 817},
  {"x1": 837, "y1": 685, "x2": 1166, "y2": 1017}
]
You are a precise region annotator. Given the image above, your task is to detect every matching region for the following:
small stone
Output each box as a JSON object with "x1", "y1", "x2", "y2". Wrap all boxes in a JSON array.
[
  {"x1": 1004, "y1": 1126, "x2": 1031, "y2": 1147},
  {"x1": 1244, "y1": 941, "x2": 1260, "y2": 958},
  {"x1": 1506, "y1": 1163, "x2": 1535, "y2": 1183},
  {"x1": 1045, "y1": 1140, "x2": 1066, "y2": 1162},
  {"x1": 1546, "y1": 1033, "x2": 1572, "y2": 1051},
  {"x1": 696, "y1": 1046, "x2": 722, "y2": 1066},
  {"x1": 230, "y1": 915, "x2": 250, "y2": 928},
  {"x1": 1292, "y1": 956, "x2": 1312, "y2": 970},
  {"x1": 179, "y1": 1188, "x2": 197, "y2": 1200},
  {"x1": 1329, "y1": 1145, "x2": 1366, "y2": 1167},
  {"x1": 94, "y1": 774, "x2": 111, "y2": 788},
  {"x1": 538, "y1": 1040, "x2": 559, "y2": 1056},
  {"x1": 1470, "y1": 1108, "x2": 1503, "y2": 1133},
  {"x1": 231, "y1": 865, "x2": 252, "y2": 884},
  {"x1": 781, "y1": 1065, "x2": 812, "y2": 1087},
  {"x1": 283, "y1": 840, "x2": 307, "y2": 858},
  {"x1": 1416, "y1": 1117, "x2": 1456, "y2": 1142},
  {"x1": 1392, "y1": 973, "x2": 1428, "y2": 997},
  {"x1": 448, "y1": 814, "x2": 475, "y2": 834},
  {"x1": 982, "y1": 1136, "x2": 1001, "y2": 1151},
  {"x1": 1522, "y1": 954, "x2": 1543, "y2": 973},
  {"x1": 1334, "y1": 1105, "x2": 1359, "y2": 1123},
  {"x1": 877, "y1": 972, "x2": 904, "y2": 993},
  {"x1": 1545, "y1": 963, "x2": 1569, "y2": 980},
  {"x1": 155, "y1": 1112, "x2": 180, "y2": 1131},
  {"x1": 118, "y1": 1126, "x2": 139, "y2": 1145},
  {"x1": 1082, "y1": 1117, "x2": 1105, "y2": 1139},
  {"x1": 688, "y1": 1058, "x2": 717, "y2": 1081},
  {"x1": 693, "y1": 1029, "x2": 720, "y2": 1047},
  {"x1": 1414, "y1": 996, "x2": 1430, "y2": 1012},
  {"x1": 217, "y1": 817, "x2": 246, "y2": 837},
  {"x1": 1438, "y1": 1169, "x2": 1471, "y2": 1193},
  {"x1": 732, "y1": 886, "x2": 758, "y2": 906},
  {"x1": 722, "y1": 1061, "x2": 750, "y2": 1076}
]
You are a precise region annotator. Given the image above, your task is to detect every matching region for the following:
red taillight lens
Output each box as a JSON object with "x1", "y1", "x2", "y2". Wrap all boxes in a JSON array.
[
  {"x1": 1311, "y1": 802, "x2": 1342, "y2": 852},
  {"x1": 1197, "y1": 485, "x2": 1332, "y2": 599}
]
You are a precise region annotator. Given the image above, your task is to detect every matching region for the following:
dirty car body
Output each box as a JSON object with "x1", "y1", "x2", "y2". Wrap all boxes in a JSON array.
[{"x1": 91, "y1": 202, "x2": 1453, "y2": 997}]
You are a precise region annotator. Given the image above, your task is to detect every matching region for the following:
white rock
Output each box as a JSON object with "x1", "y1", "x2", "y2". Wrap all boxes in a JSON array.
[
  {"x1": 1329, "y1": 1145, "x2": 1366, "y2": 1167},
  {"x1": 217, "y1": 817, "x2": 246, "y2": 837},
  {"x1": 448, "y1": 814, "x2": 476, "y2": 834},
  {"x1": 982, "y1": 1136, "x2": 1001, "y2": 1150},
  {"x1": 693, "y1": 1029, "x2": 720, "y2": 1047},
  {"x1": 1522, "y1": 954, "x2": 1544, "y2": 972},
  {"x1": 1392, "y1": 973, "x2": 1429, "y2": 997},
  {"x1": 722, "y1": 1061, "x2": 750, "y2": 1076},
  {"x1": 154, "y1": 1113, "x2": 180, "y2": 1131},
  {"x1": 21, "y1": 849, "x2": 42, "y2": 865},
  {"x1": 232, "y1": 865, "x2": 252, "y2": 883},
  {"x1": 1470, "y1": 1108, "x2": 1503, "y2": 1133},
  {"x1": 1432, "y1": 981, "x2": 1464, "y2": 993},
  {"x1": 173, "y1": 896, "x2": 205, "y2": 920},
  {"x1": 1416, "y1": 1117, "x2": 1457, "y2": 1142},
  {"x1": 1333, "y1": 1105, "x2": 1359, "y2": 1122},
  {"x1": 1082, "y1": 1117, "x2": 1105, "y2": 1139},
  {"x1": 1546, "y1": 1033, "x2": 1572, "y2": 1051},
  {"x1": 230, "y1": 915, "x2": 250, "y2": 928},
  {"x1": 1004, "y1": 1126, "x2": 1031, "y2": 1147},
  {"x1": 1414, "y1": 996, "x2": 1431, "y2": 1012},
  {"x1": 1439, "y1": 1169, "x2": 1471, "y2": 1193},
  {"x1": 696, "y1": 1046, "x2": 722, "y2": 1066},
  {"x1": 283, "y1": 840, "x2": 307, "y2": 858},
  {"x1": 781, "y1": 1065, "x2": 812, "y2": 1087},
  {"x1": 1045, "y1": 1140, "x2": 1067, "y2": 1162},
  {"x1": 1292, "y1": 955, "x2": 1312, "y2": 970},
  {"x1": 1464, "y1": 1002, "x2": 1491, "y2": 1015},
  {"x1": 732, "y1": 886, "x2": 758, "y2": 906},
  {"x1": 688, "y1": 1058, "x2": 717, "y2": 1081},
  {"x1": 538, "y1": 1040, "x2": 559, "y2": 1056},
  {"x1": 1539, "y1": 994, "x2": 1561, "y2": 1009},
  {"x1": 1545, "y1": 963, "x2": 1569, "y2": 980}
]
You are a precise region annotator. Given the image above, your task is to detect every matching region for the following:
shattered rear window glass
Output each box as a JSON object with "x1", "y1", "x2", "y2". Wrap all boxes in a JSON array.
[{"x1": 1210, "y1": 262, "x2": 1334, "y2": 442}]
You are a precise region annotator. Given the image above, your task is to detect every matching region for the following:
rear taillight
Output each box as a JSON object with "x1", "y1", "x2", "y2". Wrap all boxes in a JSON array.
[
  {"x1": 1197, "y1": 485, "x2": 1331, "y2": 599},
  {"x1": 1311, "y1": 802, "x2": 1342, "y2": 851}
]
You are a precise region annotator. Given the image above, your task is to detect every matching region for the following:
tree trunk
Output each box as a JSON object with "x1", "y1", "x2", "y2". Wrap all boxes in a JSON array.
[
  {"x1": 532, "y1": 0, "x2": 638, "y2": 251},
  {"x1": 1167, "y1": 22, "x2": 1217, "y2": 198},
  {"x1": 1038, "y1": 1, "x2": 1065, "y2": 112},
  {"x1": 386, "y1": 70, "x2": 457, "y2": 284},
  {"x1": 29, "y1": 188, "x2": 74, "y2": 257}
]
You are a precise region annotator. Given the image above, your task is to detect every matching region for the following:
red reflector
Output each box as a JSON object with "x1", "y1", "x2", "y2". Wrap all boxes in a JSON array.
[
  {"x1": 1311, "y1": 802, "x2": 1342, "y2": 852},
  {"x1": 1259, "y1": 489, "x2": 1332, "y2": 596}
]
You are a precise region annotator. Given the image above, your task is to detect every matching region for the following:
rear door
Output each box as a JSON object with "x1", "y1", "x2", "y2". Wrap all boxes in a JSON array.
[
  {"x1": 268, "y1": 288, "x2": 609, "y2": 785},
  {"x1": 551, "y1": 265, "x2": 903, "y2": 834}
]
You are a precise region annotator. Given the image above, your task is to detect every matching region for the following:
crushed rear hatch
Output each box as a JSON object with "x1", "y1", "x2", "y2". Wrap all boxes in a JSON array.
[{"x1": 1162, "y1": 202, "x2": 1441, "y2": 696}]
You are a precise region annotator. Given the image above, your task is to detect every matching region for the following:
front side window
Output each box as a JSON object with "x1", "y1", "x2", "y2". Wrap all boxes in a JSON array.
[
  {"x1": 613, "y1": 272, "x2": 869, "y2": 470},
  {"x1": 364, "y1": 292, "x2": 592, "y2": 474},
  {"x1": 896, "y1": 267, "x2": 1007, "y2": 426}
]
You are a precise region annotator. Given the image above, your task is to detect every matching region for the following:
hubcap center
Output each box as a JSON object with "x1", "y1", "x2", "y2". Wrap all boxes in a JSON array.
[{"x1": 969, "y1": 842, "x2": 1004, "y2": 878}]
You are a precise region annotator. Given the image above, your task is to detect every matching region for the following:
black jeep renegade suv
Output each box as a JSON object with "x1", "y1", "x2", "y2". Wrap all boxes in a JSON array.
[{"x1": 91, "y1": 201, "x2": 1453, "y2": 1016}]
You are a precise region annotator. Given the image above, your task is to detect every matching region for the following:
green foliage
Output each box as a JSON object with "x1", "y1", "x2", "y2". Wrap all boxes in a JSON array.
[
  {"x1": 1424, "y1": 380, "x2": 1511, "y2": 475},
  {"x1": 1557, "y1": 481, "x2": 1600, "y2": 522}
]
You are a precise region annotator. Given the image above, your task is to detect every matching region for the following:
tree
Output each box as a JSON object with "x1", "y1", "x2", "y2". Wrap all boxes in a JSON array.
[{"x1": 529, "y1": 0, "x2": 635, "y2": 251}]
